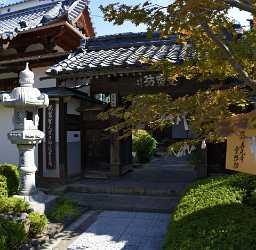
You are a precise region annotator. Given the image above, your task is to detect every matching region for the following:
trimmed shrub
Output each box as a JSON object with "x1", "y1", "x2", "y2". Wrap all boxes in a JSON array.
[
  {"x1": 163, "y1": 174, "x2": 256, "y2": 250},
  {"x1": 0, "y1": 164, "x2": 20, "y2": 195},
  {"x1": 132, "y1": 130, "x2": 157, "y2": 163},
  {"x1": 0, "y1": 196, "x2": 30, "y2": 214},
  {"x1": 0, "y1": 218, "x2": 27, "y2": 250},
  {"x1": 47, "y1": 198, "x2": 80, "y2": 223},
  {"x1": 28, "y1": 212, "x2": 48, "y2": 238},
  {"x1": 0, "y1": 175, "x2": 8, "y2": 197}
]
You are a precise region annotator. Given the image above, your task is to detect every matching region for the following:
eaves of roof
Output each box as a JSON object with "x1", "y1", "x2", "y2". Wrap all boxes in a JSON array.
[
  {"x1": 0, "y1": 0, "x2": 87, "y2": 41},
  {"x1": 0, "y1": 51, "x2": 69, "y2": 66},
  {"x1": 40, "y1": 86, "x2": 103, "y2": 104}
]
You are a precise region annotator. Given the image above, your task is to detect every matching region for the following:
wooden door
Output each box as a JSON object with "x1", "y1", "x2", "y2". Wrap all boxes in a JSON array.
[{"x1": 85, "y1": 129, "x2": 110, "y2": 171}]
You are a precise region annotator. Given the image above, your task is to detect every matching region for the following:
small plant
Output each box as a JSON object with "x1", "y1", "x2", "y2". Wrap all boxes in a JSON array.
[
  {"x1": 47, "y1": 198, "x2": 80, "y2": 223},
  {"x1": 0, "y1": 175, "x2": 8, "y2": 197},
  {"x1": 132, "y1": 129, "x2": 157, "y2": 163},
  {"x1": 0, "y1": 218, "x2": 27, "y2": 250},
  {"x1": 0, "y1": 196, "x2": 30, "y2": 213},
  {"x1": 28, "y1": 212, "x2": 48, "y2": 238},
  {"x1": 0, "y1": 164, "x2": 20, "y2": 195}
]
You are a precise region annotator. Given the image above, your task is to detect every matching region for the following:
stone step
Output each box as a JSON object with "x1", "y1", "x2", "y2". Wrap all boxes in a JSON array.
[
  {"x1": 66, "y1": 182, "x2": 190, "y2": 197},
  {"x1": 65, "y1": 192, "x2": 179, "y2": 213}
]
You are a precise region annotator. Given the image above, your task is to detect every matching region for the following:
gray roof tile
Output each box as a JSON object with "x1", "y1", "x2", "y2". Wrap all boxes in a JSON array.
[
  {"x1": 0, "y1": 0, "x2": 87, "y2": 40},
  {"x1": 48, "y1": 32, "x2": 190, "y2": 75}
]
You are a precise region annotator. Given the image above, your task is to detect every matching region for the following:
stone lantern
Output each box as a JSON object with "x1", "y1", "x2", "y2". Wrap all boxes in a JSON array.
[{"x1": 0, "y1": 63, "x2": 55, "y2": 212}]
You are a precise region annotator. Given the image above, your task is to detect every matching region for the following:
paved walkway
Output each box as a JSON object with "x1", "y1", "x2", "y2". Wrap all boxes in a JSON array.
[
  {"x1": 68, "y1": 156, "x2": 196, "y2": 197},
  {"x1": 64, "y1": 156, "x2": 196, "y2": 213},
  {"x1": 67, "y1": 211, "x2": 169, "y2": 250}
]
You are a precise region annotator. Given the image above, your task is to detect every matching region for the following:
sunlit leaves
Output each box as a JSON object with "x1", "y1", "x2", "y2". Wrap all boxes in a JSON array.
[
  {"x1": 99, "y1": 0, "x2": 256, "y2": 150},
  {"x1": 99, "y1": 88, "x2": 249, "y2": 143}
]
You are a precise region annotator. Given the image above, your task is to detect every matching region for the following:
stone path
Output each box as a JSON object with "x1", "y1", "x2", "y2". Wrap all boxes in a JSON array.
[
  {"x1": 67, "y1": 156, "x2": 196, "y2": 197},
  {"x1": 64, "y1": 156, "x2": 196, "y2": 213},
  {"x1": 67, "y1": 211, "x2": 169, "y2": 250}
]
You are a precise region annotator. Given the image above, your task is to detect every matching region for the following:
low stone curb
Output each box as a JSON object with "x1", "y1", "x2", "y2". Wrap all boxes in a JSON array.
[
  {"x1": 40, "y1": 210, "x2": 98, "y2": 250},
  {"x1": 65, "y1": 192, "x2": 180, "y2": 213}
]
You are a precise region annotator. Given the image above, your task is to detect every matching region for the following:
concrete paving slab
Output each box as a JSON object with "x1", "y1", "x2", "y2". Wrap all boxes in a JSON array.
[{"x1": 67, "y1": 211, "x2": 169, "y2": 250}]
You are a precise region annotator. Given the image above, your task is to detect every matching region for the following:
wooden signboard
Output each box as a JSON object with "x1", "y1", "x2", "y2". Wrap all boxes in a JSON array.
[
  {"x1": 226, "y1": 129, "x2": 256, "y2": 175},
  {"x1": 46, "y1": 101, "x2": 56, "y2": 169}
]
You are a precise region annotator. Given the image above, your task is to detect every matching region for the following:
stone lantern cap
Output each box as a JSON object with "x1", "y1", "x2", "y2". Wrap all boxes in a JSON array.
[
  {"x1": 0, "y1": 63, "x2": 49, "y2": 108},
  {"x1": 20, "y1": 62, "x2": 35, "y2": 87}
]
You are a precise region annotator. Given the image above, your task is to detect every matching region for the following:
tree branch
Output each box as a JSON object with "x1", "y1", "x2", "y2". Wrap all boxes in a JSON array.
[
  {"x1": 200, "y1": 21, "x2": 256, "y2": 85},
  {"x1": 226, "y1": 0, "x2": 256, "y2": 15}
]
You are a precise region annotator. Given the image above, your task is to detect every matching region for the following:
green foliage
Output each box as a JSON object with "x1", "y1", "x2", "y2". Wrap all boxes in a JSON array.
[
  {"x1": 0, "y1": 175, "x2": 8, "y2": 197},
  {"x1": 247, "y1": 190, "x2": 256, "y2": 206},
  {"x1": 0, "y1": 218, "x2": 27, "y2": 250},
  {"x1": 0, "y1": 235, "x2": 6, "y2": 250},
  {"x1": 100, "y1": 89, "x2": 249, "y2": 150},
  {"x1": 28, "y1": 212, "x2": 48, "y2": 238},
  {"x1": 0, "y1": 164, "x2": 20, "y2": 195},
  {"x1": 132, "y1": 129, "x2": 157, "y2": 163},
  {"x1": 0, "y1": 196, "x2": 30, "y2": 214},
  {"x1": 47, "y1": 198, "x2": 80, "y2": 223},
  {"x1": 163, "y1": 174, "x2": 256, "y2": 250},
  {"x1": 99, "y1": 0, "x2": 256, "y2": 152}
]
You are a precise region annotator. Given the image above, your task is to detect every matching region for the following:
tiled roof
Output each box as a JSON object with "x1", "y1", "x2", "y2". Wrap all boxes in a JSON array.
[
  {"x1": 0, "y1": 0, "x2": 87, "y2": 40},
  {"x1": 48, "y1": 32, "x2": 191, "y2": 75},
  {"x1": 0, "y1": 0, "x2": 22, "y2": 8}
]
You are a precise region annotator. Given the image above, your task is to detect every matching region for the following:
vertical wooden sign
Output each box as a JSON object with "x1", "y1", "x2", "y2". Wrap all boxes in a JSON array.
[
  {"x1": 226, "y1": 129, "x2": 256, "y2": 175},
  {"x1": 46, "y1": 101, "x2": 56, "y2": 169}
]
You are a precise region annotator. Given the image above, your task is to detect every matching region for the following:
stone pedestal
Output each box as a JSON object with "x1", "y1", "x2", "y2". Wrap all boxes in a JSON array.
[
  {"x1": 18, "y1": 144, "x2": 37, "y2": 195},
  {"x1": 16, "y1": 192, "x2": 57, "y2": 214}
]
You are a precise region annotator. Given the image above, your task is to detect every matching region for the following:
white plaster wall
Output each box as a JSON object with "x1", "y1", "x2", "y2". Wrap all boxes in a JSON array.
[
  {"x1": 77, "y1": 86, "x2": 91, "y2": 95},
  {"x1": 67, "y1": 98, "x2": 80, "y2": 115},
  {"x1": 32, "y1": 67, "x2": 56, "y2": 89},
  {"x1": 0, "y1": 107, "x2": 18, "y2": 165},
  {"x1": 0, "y1": 72, "x2": 18, "y2": 80},
  {"x1": 25, "y1": 43, "x2": 44, "y2": 53},
  {"x1": 67, "y1": 131, "x2": 81, "y2": 177}
]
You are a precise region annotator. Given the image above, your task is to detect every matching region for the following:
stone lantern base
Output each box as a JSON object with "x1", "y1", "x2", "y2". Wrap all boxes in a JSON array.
[{"x1": 15, "y1": 192, "x2": 57, "y2": 214}]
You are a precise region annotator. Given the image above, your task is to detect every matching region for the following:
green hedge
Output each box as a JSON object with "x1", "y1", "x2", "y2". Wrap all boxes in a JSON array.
[
  {"x1": 132, "y1": 130, "x2": 157, "y2": 163},
  {"x1": 0, "y1": 164, "x2": 20, "y2": 195},
  {"x1": 0, "y1": 175, "x2": 8, "y2": 197},
  {"x1": 0, "y1": 218, "x2": 27, "y2": 250},
  {"x1": 163, "y1": 174, "x2": 256, "y2": 250}
]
